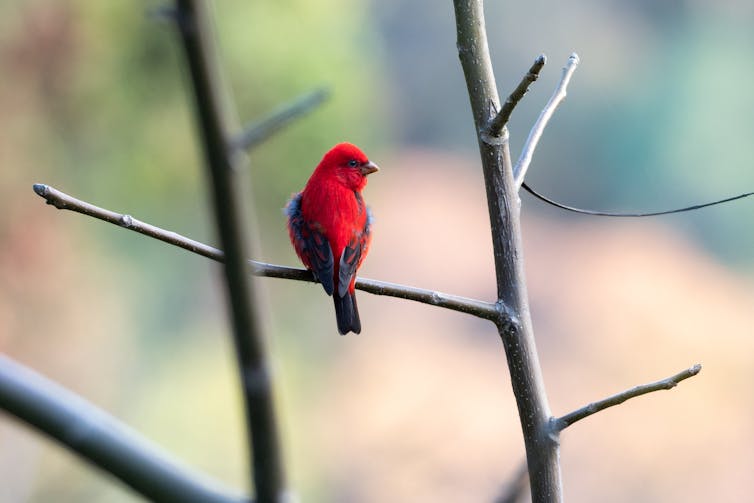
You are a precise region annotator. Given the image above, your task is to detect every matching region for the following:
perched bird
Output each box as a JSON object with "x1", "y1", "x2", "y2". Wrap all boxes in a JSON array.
[{"x1": 286, "y1": 143, "x2": 379, "y2": 335}]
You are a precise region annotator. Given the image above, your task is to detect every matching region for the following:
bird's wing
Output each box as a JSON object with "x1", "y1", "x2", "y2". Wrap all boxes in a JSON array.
[
  {"x1": 286, "y1": 193, "x2": 335, "y2": 295},
  {"x1": 337, "y1": 208, "x2": 373, "y2": 298}
]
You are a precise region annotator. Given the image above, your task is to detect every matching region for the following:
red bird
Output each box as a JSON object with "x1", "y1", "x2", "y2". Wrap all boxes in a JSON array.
[{"x1": 286, "y1": 143, "x2": 379, "y2": 335}]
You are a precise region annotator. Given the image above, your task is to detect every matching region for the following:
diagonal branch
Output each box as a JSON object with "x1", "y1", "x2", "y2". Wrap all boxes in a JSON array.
[
  {"x1": 514, "y1": 53, "x2": 579, "y2": 189},
  {"x1": 32, "y1": 183, "x2": 501, "y2": 321},
  {"x1": 484, "y1": 54, "x2": 546, "y2": 138},
  {"x1": 0, "y1": 355, "x2": 247, "y2": 503},
  {"x1": 230, "y1": 88, "x2": 330, "y2": 152},
  {"x1": 173, "y1": 1, "x2": 286, "y2": 500},
  {"x1": 552, "y1": 364, "x2": 702, "y2": 432}
]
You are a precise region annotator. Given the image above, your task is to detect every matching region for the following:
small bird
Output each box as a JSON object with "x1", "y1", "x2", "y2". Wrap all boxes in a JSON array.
[{"x1": 286, "y1": 143, "x2": 379, "y2": 335}]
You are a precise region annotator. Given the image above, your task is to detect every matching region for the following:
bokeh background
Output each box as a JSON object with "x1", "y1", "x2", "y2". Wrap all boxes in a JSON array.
[{"x1": 1, "y1": 0, "x2": 754, "y2": 501}]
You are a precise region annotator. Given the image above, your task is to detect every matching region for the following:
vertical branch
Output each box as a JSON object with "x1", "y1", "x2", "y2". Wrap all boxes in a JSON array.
[
  {"x1": 452, "y1": 1, "x2": 562, "y2": 501},
  {"x1": 173, "y1": 2, "x2": 287, "y2": 502}
]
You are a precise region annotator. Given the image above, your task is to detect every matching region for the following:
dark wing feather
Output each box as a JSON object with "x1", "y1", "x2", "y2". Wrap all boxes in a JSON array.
[
  {"x1": 337, "y1": 208, "x2": 373, "y2": 298},
  {"x1": 307, "y1": 230, "x2": 335, "y2": 295},
  {"x1": 286, "y1": 193, "x2": 335, "y2": 295},
  {"x1": 338, "y1": 241, "x2": 360, "y2": 298}
]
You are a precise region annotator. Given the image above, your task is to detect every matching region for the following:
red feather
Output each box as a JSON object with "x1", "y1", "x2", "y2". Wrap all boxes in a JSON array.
[{"x1": 286, "y1": 143, "x2": 378, "y2": 335}]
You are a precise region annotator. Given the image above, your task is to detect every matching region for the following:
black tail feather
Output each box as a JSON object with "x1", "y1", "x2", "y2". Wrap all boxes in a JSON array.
[{"x1": 333, "y1": 291, "x2": 361, "y2": 335}]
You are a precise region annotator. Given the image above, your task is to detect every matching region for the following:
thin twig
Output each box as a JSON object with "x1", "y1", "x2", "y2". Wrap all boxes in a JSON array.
[
  {"x1": 485, "y1": 54, "x2": 546, "y2": 138},
  {"x1": 514, "y1": 53, "x2": 579, "y2": 189},
  {"x1": 230, "y1": 88, "x2": 330, "y2": 152},
  {"x1": 33, "y1": 183, "x2": 222, "y2": 259},
  {"x1": 174, "y1": 1, "x2": 286, "y2": 501},
  {"x1": 32, "y1": 183, "x2": 500, "y2": 321},
  {"x1": 553, "y1": 364, "x2": 702, "y2": 431},
  {"x1": 0, "y1": 355, "x2": 247, "y2": 503}
]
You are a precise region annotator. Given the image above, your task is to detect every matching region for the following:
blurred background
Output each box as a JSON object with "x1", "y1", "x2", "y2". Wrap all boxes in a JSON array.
[{"x1": 1, "y1": 0, "x2": 754, "y2": 501}]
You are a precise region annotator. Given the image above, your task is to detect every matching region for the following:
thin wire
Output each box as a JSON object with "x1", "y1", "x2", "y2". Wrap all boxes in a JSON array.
[{"x1": 521, "y1": 182, "x2": 754, "y2": 217}]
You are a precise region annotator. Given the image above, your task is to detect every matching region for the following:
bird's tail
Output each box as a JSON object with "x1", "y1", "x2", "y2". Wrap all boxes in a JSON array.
[{"x1": 333, "y1": 291, "x2": 361, "y2": 335}]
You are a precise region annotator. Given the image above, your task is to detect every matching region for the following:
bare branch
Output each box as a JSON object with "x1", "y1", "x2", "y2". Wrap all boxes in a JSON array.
[
  {"x1": 514, "y1": 53, "x2": 580, "y2": 189},
  {"x1": 553, "y1": 364, "x2": 702, "y2": 431},
  {"x1": 33, "y1": 183, "x2": 224, "y2": 260},
  {"x1": 173, "y1": 1, "x2": 287, "y2": 500},
  {"x1": 32, "y1": 183, "x2": 501, "y2": 321},
  {"x1": 230, "y1": 88, "x2": 330, "y2": 152},
  {"x1": 453, "y1": 1, "x2": 560, "y2": 501},
  {"x1": 485, "y1": 54, "x2": 546, "y2": 138},
  {"x1": 0, "y1": 355, "x2": 247, "y2": 503}
]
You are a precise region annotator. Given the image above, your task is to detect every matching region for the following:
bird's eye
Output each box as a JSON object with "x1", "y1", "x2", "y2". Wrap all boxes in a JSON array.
[{"x1": 347, "y1": 159, "x2": 359, "y2": 167}]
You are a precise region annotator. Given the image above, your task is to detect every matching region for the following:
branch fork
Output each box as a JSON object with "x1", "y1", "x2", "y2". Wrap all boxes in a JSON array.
[{"x1": 481, "y1": 51, "x2": 581, "y2": 191}]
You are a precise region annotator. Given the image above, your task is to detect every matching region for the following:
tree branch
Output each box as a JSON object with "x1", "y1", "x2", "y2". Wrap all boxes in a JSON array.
[
  {"x1": 0, "y1": 355, "x2": 247, "y2": 503},
  {"x1": 485, "y1": 54, "x2": 546, "y2": 138},
  {"x1": 230, "y1": 88, "x2": 330, "y2": 152},
  {"x1": 173, "y1": 1, "x2": 286, "y2": 501},
  {"x1": 453, "y1": 1, "x2": 560, "y2": 501},
  {"x1": 553, "y1": 364, "x2": 702, "y2": 431},
  {"x1": 514, "y1": 53, "x2": 579, "y2": 189},
  {"x1": 32, "y1": 183, "x2": 501, "y2": 321}
]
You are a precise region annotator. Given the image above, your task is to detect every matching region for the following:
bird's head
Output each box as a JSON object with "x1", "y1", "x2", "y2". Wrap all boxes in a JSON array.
[{"x1": 316, "y1": 142, "x2": 379, "y2": 191}]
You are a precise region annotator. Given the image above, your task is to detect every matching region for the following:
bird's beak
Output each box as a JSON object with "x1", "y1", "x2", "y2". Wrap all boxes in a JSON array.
[{"x1": 360, "y1": 161, "x2": 380, "y2": 176}]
